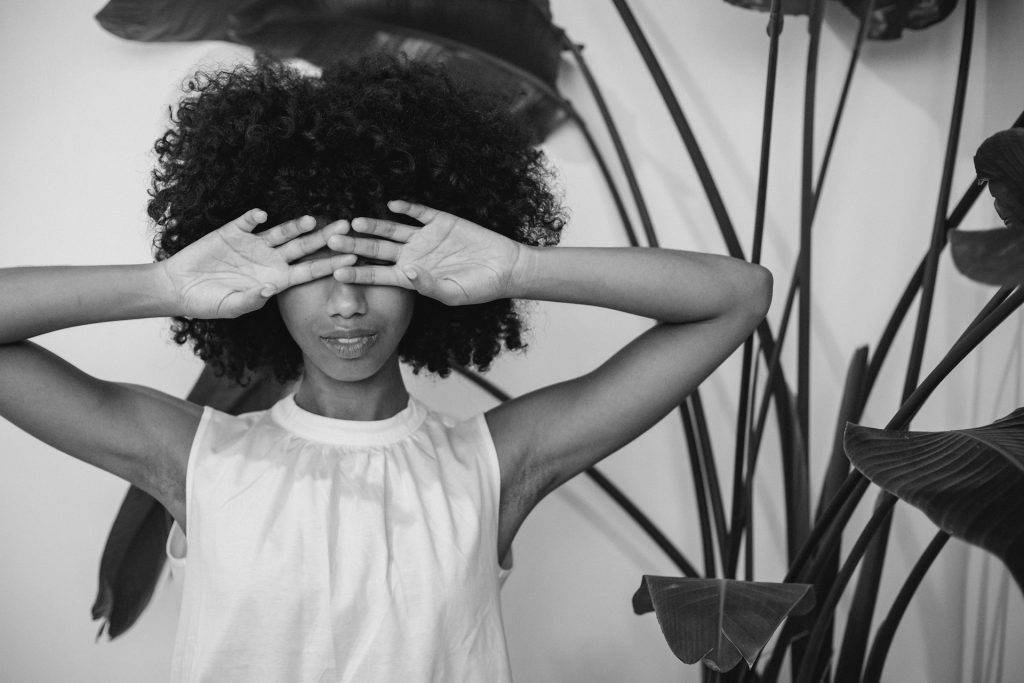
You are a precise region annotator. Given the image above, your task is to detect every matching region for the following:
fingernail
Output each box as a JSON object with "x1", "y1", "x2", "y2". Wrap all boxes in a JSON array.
[{"x1": 260, "y1": 285, "x2": 277, "y2": 297}]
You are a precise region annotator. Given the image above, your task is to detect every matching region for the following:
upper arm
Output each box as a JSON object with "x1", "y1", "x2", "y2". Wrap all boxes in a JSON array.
[
  {"x1": 0, "y1": 341, "x2": 202, "y2": 513},
  {"x1": 487, "y1": 298, "x2": 767, "y2": 542}
]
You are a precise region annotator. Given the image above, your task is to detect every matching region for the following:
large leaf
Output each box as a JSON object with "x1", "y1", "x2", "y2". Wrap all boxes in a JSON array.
[
  {"x1": 95, "y1": 0, "x2": 239, "y2": 41},
  {"x1": 836, "y1": 0, "x2": 959, "y2": 40},
  {"x1": 91, "y1": 486, "x2": 173, "y2": 639},
  {"x1": 723, "y1": 0, "x2": 960, "y2": 40},
  {"x1": 92, "y1": 366, "x2": 291, "y2": 639},
  {"x1": 94, "y1": 0, "x2": 568, "y2": 143},
  {"x1": 633, "y1": 576, "x2": 814, "y2": 672},
  {"x1": 844, "y1": 408, "x2": 1024, "y2": 592},
  {"x1": 949, "y1": 227, "x2": 1024, "y2": 286}
]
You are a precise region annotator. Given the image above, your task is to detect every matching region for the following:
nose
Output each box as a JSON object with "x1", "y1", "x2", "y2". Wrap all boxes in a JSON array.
[{"x1": 326, "y1": 280, "x2": 367, "y2": 319}]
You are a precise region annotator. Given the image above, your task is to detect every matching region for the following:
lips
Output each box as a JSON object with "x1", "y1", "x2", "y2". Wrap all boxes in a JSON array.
[{"x1": 319, "y1": 331, "x2": 378, "y2": 359}]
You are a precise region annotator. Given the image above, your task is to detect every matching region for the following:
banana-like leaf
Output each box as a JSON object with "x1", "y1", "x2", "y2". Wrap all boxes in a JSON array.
[
  {"x1": 836, "y1": 0, "x2": 959, "y2": 39},
  {"x1": 94, "y1": 0, "x2": 568, "y2": 143},
  {"x1": 92, "y1": 366, "x2": 292, "y2": 639},
  {"x1": 844, "y1": 408, "x2": 1024, "y2": 592},
  {"x1": 949, "y1": 227, "x2": 1024, "y2": 286},
  {"x1": 633, "y1": 576, "x2": 814, "y2": 672},
  {"x1": 723, "y1": 0, "x2": 959, "y2": 40},
  {"x1": 95, "y1": 0, "x2": 238, "y2": 41},
  {"x1": 91, "y1": 486, "x2": 173, "y2": 639}
]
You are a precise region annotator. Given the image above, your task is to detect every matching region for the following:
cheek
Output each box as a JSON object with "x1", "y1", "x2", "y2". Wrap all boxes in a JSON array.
[
  {"x1": 276, "y1": 286, "x2": 321, "y2": 337},
  {"x1": 373, "y1": 289, "x2": 416, "y2": 336}
]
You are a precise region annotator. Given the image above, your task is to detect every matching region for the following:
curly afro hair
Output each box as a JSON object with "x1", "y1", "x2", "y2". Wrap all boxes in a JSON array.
[{"x1": 149, "y1": 55, "x2": 565, "y2": 384}]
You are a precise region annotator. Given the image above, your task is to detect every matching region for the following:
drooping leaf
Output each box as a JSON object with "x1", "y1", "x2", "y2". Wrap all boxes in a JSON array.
[
  {"x1": 974, "y1": 128, "x2": 1024, "y2": 204},
  {"x1": 823, "y1": 348, "x2": 869, "y2": 683},
  {"x1": 835, "y1": 0, "x2": 959, "y2": 39},
  {"x1": 93, "y1": 366, "x2": 292, "y2": 639},
  {"x1": 844, "y1": 408, "x2": 1024, "y2": 592},
  {"x1": 95, "y1": 0, "x2": 239, "y2": 42},
  {"x1": 94, "y1": 0, "x2": 569, "y2": 143},
  {"x1": 722, "y1": 0, "x2": 960, "y2": 40},
  {"x1": 949, "y1": 228, "x2": 1024, "y2": 286},
  {"x1": 91, "y1": 486, "x2": 172, "y2": 639},
  {"x1": 633, "y1": 576, "x2": 814, "y2": 672}
]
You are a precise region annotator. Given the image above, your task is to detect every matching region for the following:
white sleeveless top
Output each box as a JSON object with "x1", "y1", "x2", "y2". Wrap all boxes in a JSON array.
[{"x1": 164, "y1": 394, "x2": 513, "y2": 682}]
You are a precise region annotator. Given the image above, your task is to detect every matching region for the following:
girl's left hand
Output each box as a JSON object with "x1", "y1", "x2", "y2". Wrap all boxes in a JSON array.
[{"x1": 328, "y1": 200, "x2": 524, "y2": 306}]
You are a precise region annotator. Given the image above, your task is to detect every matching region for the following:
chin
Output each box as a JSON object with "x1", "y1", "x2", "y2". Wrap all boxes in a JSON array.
[{"x1": 306, "y1": 346, "x2": 399, "y2": 385}]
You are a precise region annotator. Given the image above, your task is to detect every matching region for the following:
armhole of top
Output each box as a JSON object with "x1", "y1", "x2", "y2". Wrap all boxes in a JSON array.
[
  {"x1": 474, "y1": 413, "x2": 514, "y2": 583},
  {"x1": 166, "y1": 405, "x2": 215, "y2": 573}
]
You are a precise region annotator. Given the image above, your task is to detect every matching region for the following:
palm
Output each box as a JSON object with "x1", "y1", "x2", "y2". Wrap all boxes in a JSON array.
[
  {"x1": 162, "y1": 211, "x2": 353, "y2": 319},
  {"x1": 337, "y1": 202, "x2": 522, "y2": 306},
  {"x1": 174, "y1": 230, "x2": 290, "y2": 318},
  {"x1": 399, "y1": 215, "x2": 517, "y2": 305}
]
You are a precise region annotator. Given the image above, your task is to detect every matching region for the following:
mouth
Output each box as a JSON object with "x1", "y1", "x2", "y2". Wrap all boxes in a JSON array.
[{"x1": 319, "y1": 333, "x2": 378, "y2": 359}]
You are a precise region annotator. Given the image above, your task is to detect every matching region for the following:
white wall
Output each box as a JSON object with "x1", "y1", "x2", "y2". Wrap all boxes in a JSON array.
[{"x1": 1, "y1": 1, "x2": 1021, "y2": 681}]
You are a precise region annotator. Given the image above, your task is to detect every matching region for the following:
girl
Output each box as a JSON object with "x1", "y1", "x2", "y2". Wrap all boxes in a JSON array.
[{"x1": 0, "y1": 58, "x2": 770, "y2": 681}]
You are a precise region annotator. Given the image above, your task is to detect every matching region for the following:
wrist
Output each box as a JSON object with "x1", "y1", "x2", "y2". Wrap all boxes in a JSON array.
[
  {"x1": 146, "y1": 261, "x2": 186, "y2": 317},
  {"x1": 507, "y1": 244, "x2": 540, "y2": 299}
]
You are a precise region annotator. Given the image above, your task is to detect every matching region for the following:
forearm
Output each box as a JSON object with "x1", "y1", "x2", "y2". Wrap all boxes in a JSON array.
[
  {"x1": 0, "y1": 264, "x2": 179, "y2": 344},
  {"x1": 509, "y1": 246, "x2": 772, "y2": 324}
]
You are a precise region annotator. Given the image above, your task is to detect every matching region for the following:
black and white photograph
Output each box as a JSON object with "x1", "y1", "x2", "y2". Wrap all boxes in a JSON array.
[{"x1": 1, "y1": 1, "x2": 1021, "y2": 681}]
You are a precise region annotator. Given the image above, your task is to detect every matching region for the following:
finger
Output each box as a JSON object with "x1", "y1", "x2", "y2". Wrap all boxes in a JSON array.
[
  {"x1": 350, "y1": 217, "x2": 418, "y2": 242},
  {"x1": 288, "y1": 253, "x2": 358, "y2": 287},
  {"x1": 332, "y1": 265, "x2": 409, "y2": 288},
  {"x1": 327, "y1": 234, "x2": 402, "y2": 262},
  {"x1": 227, "y1": 209, "x2": 268, "y2": 234},
  {"x1": 277, "y1": 220, "x2": 350, "y2": 263},
  {"x1": 233, "y1": 282, "x2": 277, "y2": 313},
  {"x1": 257, "y1": 215, "x2": 316, "y2": 247},
  {"x1": 387, "y1": 200, "x2": 441, "y2": 224}
]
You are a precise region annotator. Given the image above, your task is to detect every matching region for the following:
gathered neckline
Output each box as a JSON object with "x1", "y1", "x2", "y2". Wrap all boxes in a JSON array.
[{"x1": 269, "y1": 393, "x2": 428, "y2": 446}]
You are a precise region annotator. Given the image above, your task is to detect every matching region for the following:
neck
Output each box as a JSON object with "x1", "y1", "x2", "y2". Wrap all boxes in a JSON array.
[{"x1": 293, "y1": 354, "x2": 409, "y2": 420}]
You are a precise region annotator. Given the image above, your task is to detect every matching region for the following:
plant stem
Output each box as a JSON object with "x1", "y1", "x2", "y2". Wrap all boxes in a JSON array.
[
  {"x1": 563, "y1": 104, "x2": 642, "y2": 248},
  {"x1": 791, "y1": 4, "x2": 827, "y2": 673},
  {"x1": 859, "y1": 531, "x2": 950, "y2": 683},
  {"x1": 682, "y1": 398, "x2": 718, "y2": 577},
  {"x1": 727, "y1": 0, "x2": 783, "y2": 580},
  {"x1": 691, "y1": 393, "x2": 730, "y2": 570},
  {"x1": 794, "y1": 494, "x2": 898, "y2": 683},
  {"x1": 564, "y1": 38, "x2": 657, "y2": 247},
  {"x1": 588, "y1": 467, "x2": 700, "y2": 577},
  {"x1": 902, "y1": 0, "x2": 975, "y2": 400},
  {"x1": 608, "y1": 0, "x2": 741, "y2": 257}
]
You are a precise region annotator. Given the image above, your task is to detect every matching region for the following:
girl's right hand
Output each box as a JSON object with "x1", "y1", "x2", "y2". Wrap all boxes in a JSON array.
[{"x1": 159, "y1": 209, "x2": 355, "y2": 319}]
